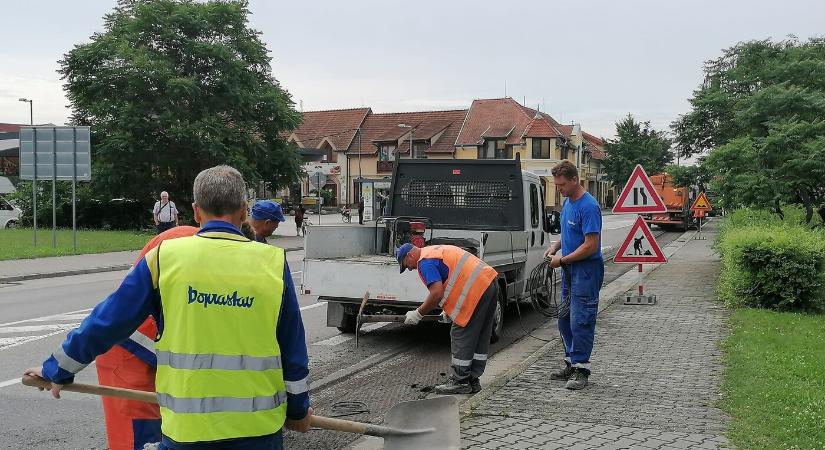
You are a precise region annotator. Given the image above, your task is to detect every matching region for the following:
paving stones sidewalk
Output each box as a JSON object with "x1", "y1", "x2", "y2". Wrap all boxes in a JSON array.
[{"x1": 461, "y1": 223, "x2": 730, "y2": 449}]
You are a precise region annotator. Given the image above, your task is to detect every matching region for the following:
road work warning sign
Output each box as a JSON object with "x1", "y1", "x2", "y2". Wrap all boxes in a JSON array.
[{"x1": 614, "y1": 216, "x2": 667, "y2": 264}]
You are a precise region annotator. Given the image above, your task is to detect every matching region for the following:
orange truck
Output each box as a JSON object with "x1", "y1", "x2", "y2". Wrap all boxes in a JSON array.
[{"x1": 642, "y1": 173, "x2": 696, "y2": 231}]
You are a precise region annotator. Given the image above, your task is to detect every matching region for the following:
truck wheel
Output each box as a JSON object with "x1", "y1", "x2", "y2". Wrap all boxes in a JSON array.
[
  {"x1": 337, "y1": 312, "x2": 357, "y2": 333},
  {"x1": 490, "y1": 290, "x2": 505, "y2": 344}
]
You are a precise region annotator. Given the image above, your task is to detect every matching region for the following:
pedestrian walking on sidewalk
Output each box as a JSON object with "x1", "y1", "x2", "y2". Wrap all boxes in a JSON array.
[
  {"x1": 293, "y1": 204, "x2": 306, "y2": 236},
  {"x1": 95, "y1": 225, "x2": 199, "y2": 450},
  {"x1": 357, "y1": 198, "x2": 364, "y2": 225},
  {"x1": 26, "y1": 165, "x2": 312, "y2": 450},
  {"x1": 249, "y1": 200, "x2": 285, "y2": 243},
  {"x1": 543, "y1": 160, "x2": 604, "y2": 390},
  {"x1": 153, "y1": 191, "x2": 179, "y2": 234},
  {"x1": 397, "y1": 243, "x2": 500, "y2": 395}
]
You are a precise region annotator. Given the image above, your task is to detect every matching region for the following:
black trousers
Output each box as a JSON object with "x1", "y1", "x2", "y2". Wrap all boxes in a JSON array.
[{"x1": 156, "y1": 221, "x2": 175, "y2": 235}]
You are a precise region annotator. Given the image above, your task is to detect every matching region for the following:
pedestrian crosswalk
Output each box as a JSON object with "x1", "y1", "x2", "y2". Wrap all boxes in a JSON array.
[{"x1": 0, "y1": 309, "x2": 90, "y2": 351}]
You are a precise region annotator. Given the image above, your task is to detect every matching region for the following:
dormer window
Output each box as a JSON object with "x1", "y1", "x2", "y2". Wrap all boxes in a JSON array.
[
  {"x1": 379, "y1": 143, "x2": 396, "y2": 161},
  {"x1": 532, "y1": 138, "x2": 550, "y2": 159}
]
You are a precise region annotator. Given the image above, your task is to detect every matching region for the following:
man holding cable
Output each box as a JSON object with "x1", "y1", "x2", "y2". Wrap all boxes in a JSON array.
[{"x1": 543, "y1": 160, "x2": 604, "y2": 390}]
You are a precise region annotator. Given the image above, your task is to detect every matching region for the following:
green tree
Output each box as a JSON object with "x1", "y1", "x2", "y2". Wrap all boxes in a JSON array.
[
  {"x1": 663, "y1": 163, "x2": 711, "y2": 190},
  {"x1": 672, "y1": 37, "x2": 825, "y2": 223},
  {"x1": 59, "y1": 0, "x2": 302, "y2": 214},
  {"x1": 602, "y1": 114, "x2": 673, "y2": 187}
]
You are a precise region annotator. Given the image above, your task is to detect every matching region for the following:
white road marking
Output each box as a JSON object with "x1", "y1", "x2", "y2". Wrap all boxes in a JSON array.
[
  {"x1": 0, "y1": 329, "x2": 76, "y2": 351},
  {"x1": 312, "y1": 322, "x2": 389, "y2": 346},
  {"x1": 291, "y1": 271, "x2": 302, "y2": 275},
  {"x1": 0, "y1": 324, "x2": 79, "y2": 334},
  {"x1": 0, "y1": 308, "x2": 92, "y2": 328},
  {"x1": 26, "y1": 314, "x2": 90, "y2": 322}
]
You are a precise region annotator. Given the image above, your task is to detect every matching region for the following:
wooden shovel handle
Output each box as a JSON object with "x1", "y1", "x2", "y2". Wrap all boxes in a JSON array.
[
  {"x1": 22, "y1": 374, "x2": 373, "y2": 436},
  {"x1": 22, "y1": 374, "x2": 158, "y2": 403}
]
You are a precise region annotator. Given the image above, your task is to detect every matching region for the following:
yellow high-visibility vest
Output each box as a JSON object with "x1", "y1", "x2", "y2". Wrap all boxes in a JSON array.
[{"x1": 155, "y1": 232, "x2": 286, "y2": 443}]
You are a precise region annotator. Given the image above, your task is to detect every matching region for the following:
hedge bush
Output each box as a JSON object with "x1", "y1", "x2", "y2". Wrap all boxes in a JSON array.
[{"x1": 716, "y1": 208, "x2": 825, "y2": 312}]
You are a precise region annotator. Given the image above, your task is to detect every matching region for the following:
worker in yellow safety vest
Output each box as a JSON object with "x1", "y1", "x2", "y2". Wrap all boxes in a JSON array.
[
  {"x1": 26, "y1": 165, "x2": 312, "y2": 450},
  {"x1": 396, "y1": 243, "x2": 500, "y2": 394}
]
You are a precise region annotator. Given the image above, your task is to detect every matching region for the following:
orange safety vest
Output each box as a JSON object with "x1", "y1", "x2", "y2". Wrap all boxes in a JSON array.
[
  {"x1": 95, "y1": 226, "x2": 199, "y2": 450},
  {"x1": 417, "y1": 245, "x2": 498, "y2": 327}
]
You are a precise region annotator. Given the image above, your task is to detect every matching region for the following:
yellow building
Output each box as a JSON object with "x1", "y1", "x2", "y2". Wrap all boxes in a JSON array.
[{"x1": 287, "y1": 98, "x2": 608, "y2": 210}]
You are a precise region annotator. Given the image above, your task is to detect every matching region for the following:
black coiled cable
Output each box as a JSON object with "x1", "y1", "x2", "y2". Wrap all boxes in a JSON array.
[{"x1": 526, "y1": 259, "x2": 570, "y2": 318}]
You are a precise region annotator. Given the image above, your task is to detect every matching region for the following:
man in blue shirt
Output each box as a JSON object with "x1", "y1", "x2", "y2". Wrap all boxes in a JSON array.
[
  {"x1": 250, "y1": 200, "x2": 286, "y2": 243},
  {"x1": 543, "y1": 160, "x2": 604, "y2": 390}
]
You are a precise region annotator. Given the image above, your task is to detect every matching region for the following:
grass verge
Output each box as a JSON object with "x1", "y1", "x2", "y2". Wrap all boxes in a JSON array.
[
  {"x1": 721, "y1": 308, "x2": 825, "y2": 449},
  {"x1": 0, "y1": 228, "x2": 153, "y2": 260}
]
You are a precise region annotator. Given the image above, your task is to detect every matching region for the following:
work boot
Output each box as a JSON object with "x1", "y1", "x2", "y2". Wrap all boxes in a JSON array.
[
  {"x1": 565, "y1": 368, "x2": 589, "y2": 390},
  {"x1": 550, "y1": 361, "x2": 574, "y2": 380},
  {"x1": 469, "y1": 378, "x2": 482, "y2": 393},
  {"x1": 435, "y1": 378, "x2": 473, "y2": 395}
]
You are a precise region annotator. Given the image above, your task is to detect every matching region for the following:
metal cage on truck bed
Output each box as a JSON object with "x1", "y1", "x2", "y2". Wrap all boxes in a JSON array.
[{"x1": 388, "y1": 158, "x2": 525, "y2": 231}]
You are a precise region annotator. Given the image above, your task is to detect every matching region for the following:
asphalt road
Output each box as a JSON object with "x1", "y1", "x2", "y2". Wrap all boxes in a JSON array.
[{"x1": 0, "y1": 215, "x2": 677, "y2": 449}]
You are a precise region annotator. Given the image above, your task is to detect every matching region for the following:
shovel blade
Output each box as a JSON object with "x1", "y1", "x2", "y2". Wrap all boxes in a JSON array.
[{"x1": 383, "y1": 396, "x2": 460, "y2": 450}]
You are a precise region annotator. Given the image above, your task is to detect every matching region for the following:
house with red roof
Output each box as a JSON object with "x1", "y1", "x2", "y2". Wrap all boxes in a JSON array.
[{"x1": 285, "y1": 98, "x2": 608, "y2": 210}]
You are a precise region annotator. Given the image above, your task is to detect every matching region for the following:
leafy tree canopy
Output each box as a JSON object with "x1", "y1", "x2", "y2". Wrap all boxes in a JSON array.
[
  {"x1": 60, "y1": 0, "x2": 302, "y2": 212},
  {"x1": 603, "y1": 114, "x2": 673, "y2": 187},
  {"x1": 672, "y1": 37, "x2": 825, "y2": 223}
]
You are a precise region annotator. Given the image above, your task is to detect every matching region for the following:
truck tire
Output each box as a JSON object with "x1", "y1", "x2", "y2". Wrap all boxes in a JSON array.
[
  {"x1": 337, "y1": 312, "x2": 357, "y2": 333},
  {"x1": 490, "y1": 289, "x2": 505, "y2": 344}
]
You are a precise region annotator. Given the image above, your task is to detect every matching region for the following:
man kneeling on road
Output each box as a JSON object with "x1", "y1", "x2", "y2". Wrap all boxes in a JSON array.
[{"x1": 397, "y1": 243, "x2": 499, "y2": 395}]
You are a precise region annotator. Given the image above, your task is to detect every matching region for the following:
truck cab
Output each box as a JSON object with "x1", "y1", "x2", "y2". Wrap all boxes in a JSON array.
[{"x1": 301, "y1": 158, "x2": 560, "y2": 342}]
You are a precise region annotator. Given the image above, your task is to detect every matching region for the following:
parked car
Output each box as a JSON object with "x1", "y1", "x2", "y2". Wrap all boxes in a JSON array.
[{"x1": 0, "y1": 197, "x2": 21, "y2": 229}]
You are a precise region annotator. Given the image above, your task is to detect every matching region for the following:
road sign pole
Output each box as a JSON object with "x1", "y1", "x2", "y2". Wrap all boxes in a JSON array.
[
  {"x1": 52, "y1": 136, "x2": 57, "y2": 248},
  {"x1": 638, "y1": 264, "x2": 643, "y2": 297},
  {"x1": 32, "y1": 127, "x2": 38, "y2": 246},
  {"x1": 72, "y1": 127, "x2": 77, "y2": 251}
]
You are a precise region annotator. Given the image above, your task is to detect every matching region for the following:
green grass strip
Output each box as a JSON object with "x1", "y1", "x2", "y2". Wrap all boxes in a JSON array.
[
  {"x1": 0, "y1": 228, "x2": 153, "y2": 260},
  {"x1": 722, "y1": 308, "x2": 825, "y2": 449}
]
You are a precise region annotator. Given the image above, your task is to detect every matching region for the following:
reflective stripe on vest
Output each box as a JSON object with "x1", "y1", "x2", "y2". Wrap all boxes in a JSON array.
[
  {"x1": 418, "y1": 245, "x2": 497, "y2": 327},
  {"x1": 157, "y1": 391, "x2": 288, "y2": 414},
  {"x1": 155, "y1": 233, "x2": 286, "y2": 443},
  {"x1": 156, "y1": 351, "x2": 282, "y2": 371}
]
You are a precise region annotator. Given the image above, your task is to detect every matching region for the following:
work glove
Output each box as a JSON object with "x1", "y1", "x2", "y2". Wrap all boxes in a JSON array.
[
  {"x1": 404, "y1": 309, "x2": 423, "y2": 325},
  {"x1": 439, "y1": 311, "x2": 452, "y2": 324}
]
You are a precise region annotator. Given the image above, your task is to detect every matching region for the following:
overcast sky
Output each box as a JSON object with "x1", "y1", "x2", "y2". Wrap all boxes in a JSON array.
[{"x1": 1, "y1": 0, "x2": 822, "y2": 138}]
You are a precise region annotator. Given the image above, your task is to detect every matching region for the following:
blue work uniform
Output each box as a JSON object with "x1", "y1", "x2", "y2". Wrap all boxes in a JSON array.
[
  {"x1": 40, "y1": 221, "x2": 310, "y2": 450},
  {"x1": 559, "y1": 192, "x2": 604, "y2": 375}
]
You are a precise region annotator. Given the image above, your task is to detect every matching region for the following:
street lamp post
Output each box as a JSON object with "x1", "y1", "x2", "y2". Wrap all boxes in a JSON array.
[
  {"x1": 19, "y1": 98, "x2": 35, "y2": 245},
  {"x1": 398, "y1": 124, "x2": 413, "y2": 159}
]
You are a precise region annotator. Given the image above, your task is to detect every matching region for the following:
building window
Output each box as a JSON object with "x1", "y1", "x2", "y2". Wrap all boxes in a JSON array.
[
  {"x1": 320, "y1": 141, "x2": 336, "y2": 163},
  {"x1": 379, "y1": 144, "x2": 396, "y2": 161},
  {"x1": 532, "y1": 138, "x2": 550, "y2": 159},
  {"x1": 478, "y1": 139, "x2": 510, "y2": 159},
  {"x1": 560, "y1": 144, "x2": 569, "y2": 161},
  {"x1": 413, "y1": 142, "x2": 428, "y2": 159}
]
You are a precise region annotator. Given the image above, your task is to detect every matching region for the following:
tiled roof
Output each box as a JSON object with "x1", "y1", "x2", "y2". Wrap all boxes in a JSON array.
[
  {"x1": 0, "y1": 123, "x2": 24, "y2": 133},
  {"x1": 583, "y1": 131, "x2": 606, "y2": 160},
  {"x1": 290, "y1": 108, "x2": 370, "y2": 151},
  {"x1": 456, "y1": 98, "x2": 566, "y2": 146},
  {"x1": 348, "y1": 109, "x2": 468, "y2": 155},
  {"x1": 523, "y1": 114, "x2": 558, "y2": 138}
]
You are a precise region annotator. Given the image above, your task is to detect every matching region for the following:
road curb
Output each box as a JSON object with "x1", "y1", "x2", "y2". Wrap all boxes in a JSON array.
[
  {"x1": 0, "y1": 245, "x2": 304, "y2": 284},
  {"x1": 459, "y1": 226, "x2": 701, "y2": 418}
]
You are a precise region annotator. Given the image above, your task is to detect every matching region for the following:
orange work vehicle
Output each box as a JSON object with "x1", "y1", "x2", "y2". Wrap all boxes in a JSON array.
[{"x1": 642, "y1": 173, "x2": 696, "y2": 231}]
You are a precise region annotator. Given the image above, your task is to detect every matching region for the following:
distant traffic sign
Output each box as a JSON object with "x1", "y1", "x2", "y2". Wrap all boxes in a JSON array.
[
  {"x1": 19, "y1": 126, "x2": 92, "y2": 181},
  {"x1": 614, "y1": 216, "x2": 667, "y2": 264},
  {"x1": 309, "y1": 172, "x2": 325, "y2": 189},
  {"x1": 690, "y1": 192, "x2": 712, "y2": 211},
  {"x1": 612, "y1": 164, "x2": 667, "y2": 214}
]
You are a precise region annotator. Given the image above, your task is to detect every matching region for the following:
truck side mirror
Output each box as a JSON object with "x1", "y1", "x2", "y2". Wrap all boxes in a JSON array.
[{"x1": 545, "y1": 211, "x2": 561, "y2": 235}]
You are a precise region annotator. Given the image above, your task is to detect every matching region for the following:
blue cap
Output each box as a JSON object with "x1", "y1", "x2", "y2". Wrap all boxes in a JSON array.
[
  {"x1": 396, "y1": 243, "x2": 415, "y2": 273},
  {"x1": 251, "y1": 200, "x2": 285, "y2": 222}
]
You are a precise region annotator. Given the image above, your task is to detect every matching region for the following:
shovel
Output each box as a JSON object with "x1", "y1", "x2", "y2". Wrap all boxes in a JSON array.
[
  {"x1": 22, "y1": 374, "x2": 460, "y2": 449},
  {"x1": 355, "y1": 291, "x2": 441, "y2": 349}
]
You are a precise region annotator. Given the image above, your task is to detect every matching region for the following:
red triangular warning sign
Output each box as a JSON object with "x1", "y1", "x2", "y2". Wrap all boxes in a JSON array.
[
  {"x1": 614, "y1": 216, "x2": 667, "y2": 264},
  {"x1": 690, "y1": 192, "x2": 712, "y2": 211},
  {"x1": 612, "y1": 165, "x2": 667, "y2": 214}
]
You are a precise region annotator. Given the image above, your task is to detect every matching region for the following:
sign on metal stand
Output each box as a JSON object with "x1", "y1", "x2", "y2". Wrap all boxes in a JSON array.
[
  {"x1": 612, "y1": 164, "x2": 667, "y2": 305},
  {"x1": 690, "y1": 192, "x2": 712, "y2": 241},
  {"x1": 19, "y1": 126, "x2": 92, "y2": 251}
]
